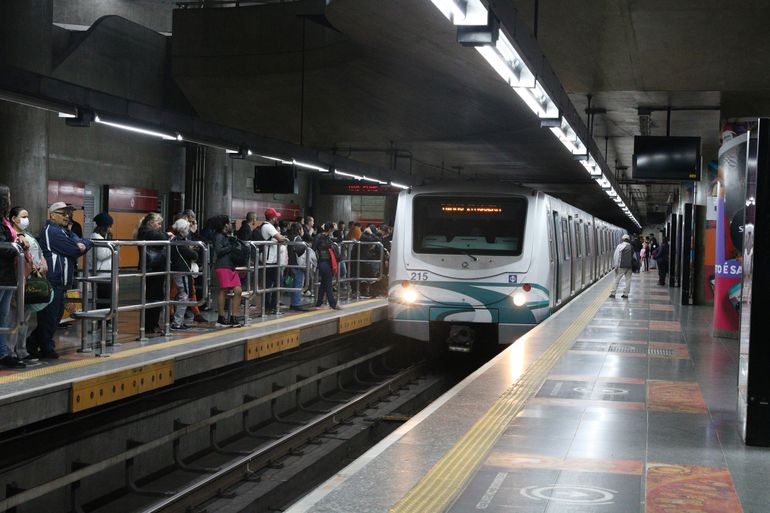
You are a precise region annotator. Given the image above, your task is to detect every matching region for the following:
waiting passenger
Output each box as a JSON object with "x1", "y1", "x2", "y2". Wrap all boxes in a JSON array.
[
  {"x1": 8, "y1": 206, "x2": 49, "y2": 364},
  {"x1": 609, "y1": 234, "x2": 634, "y2": 299},
  {"x1": 654, "y1": 237, "x2": 670, "y2": 286},
  {"x1": 260, "y1": 208, "x2": 288, "y2": 315},
  {"x1": 312, "y1": 222, "x2": 341, "y2": 310},
  {"x1": 134, "y1": 212, "x2": 167, "y2": 335},
  {"x1": 287, "y1": 223, "x2": 310, "y2": 311},
  {"x1": 27, "y1": 201, "x2": 93, "y2": 358},
  {"x1": 170, "y1": 218, "x2": 198, "y2": 330},
  {"x1": 91, "y1": 212, "x2": 114, "y2": 312},
  {"x1": 0, "y1": 187, "x2": 28, "y2": 368},
  {"x1": 236, "y1": 212, "x2": 258, "y2": 241},
  {"x1": 212, "y1": 215, "x2": 244, "y2": 327}
]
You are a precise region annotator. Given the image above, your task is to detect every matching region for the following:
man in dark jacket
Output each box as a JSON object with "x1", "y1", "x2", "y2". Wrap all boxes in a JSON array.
[{"x1": 26, "y1": 202, "x2": 93, "y2": 359}]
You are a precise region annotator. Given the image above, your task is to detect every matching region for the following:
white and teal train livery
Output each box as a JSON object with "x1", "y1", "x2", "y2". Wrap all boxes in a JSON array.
[{"x1": 388, "y1": 182, "x2": 624, "y2": 351}]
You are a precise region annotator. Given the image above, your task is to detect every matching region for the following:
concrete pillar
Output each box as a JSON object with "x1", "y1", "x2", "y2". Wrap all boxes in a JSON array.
[
  {"x1": 0, "y1": 0, "x2": 53, "y2": 232},
  {"x1": 203, "y1": 148, "x2": 232, "y2": 220},
  {"x1": 314, "y1": 194, "x2": 352, "y2": 227}
]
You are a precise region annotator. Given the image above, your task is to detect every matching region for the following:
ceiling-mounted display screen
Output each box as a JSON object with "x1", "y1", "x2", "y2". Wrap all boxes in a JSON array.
[
  {"x1": 254, "y1": 165, "x2": 297, "y2": 194},
  {"x1": 632, "y1": 136, "x2": 702, "y2": 181}
]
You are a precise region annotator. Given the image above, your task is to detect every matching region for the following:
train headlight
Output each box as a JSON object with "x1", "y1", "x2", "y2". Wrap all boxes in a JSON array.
[
  {"x1": 403, "y1": 288, "x2": 418, "y2": 303},
  {"x1": 513, "y1": 292, "x2": 527, "y2": 307}
]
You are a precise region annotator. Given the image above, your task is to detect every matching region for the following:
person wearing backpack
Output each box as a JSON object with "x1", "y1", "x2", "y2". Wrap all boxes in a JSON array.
[
  {"x1": 260, "y1": 208, "x2": 288, "y2": 314},
  {"x1": 312, "y1": 222, "x2": 342, "y2": 310},
  {"x1": 212, "y1": 215, "x2": 244, "y2": 326}
]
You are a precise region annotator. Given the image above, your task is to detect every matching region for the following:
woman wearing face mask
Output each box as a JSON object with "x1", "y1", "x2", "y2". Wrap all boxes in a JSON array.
[
  {"x1": 7, "y1": 206, "x2": 47, "y2": 364},
  {"x1": 134, "y1": 212, "x2": 167, "y2": 335}
]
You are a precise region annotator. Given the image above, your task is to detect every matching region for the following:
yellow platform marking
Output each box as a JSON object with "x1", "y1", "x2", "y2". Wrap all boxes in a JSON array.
[
  {"x1": 245, "y1": 329, "x2": 301, "y2": 360},
  {"x1": 70, "y1": 360, "x2": 175, "y2": 412},
  {"x1": 339, "y1": 310, "x2": 373, "y2": 334},
  {"x1": 0, "y1": 299, "x2": 384, "y2": 386},
  {"x1": 388, "y1": 284, "x2": 612, "y2": 513}
]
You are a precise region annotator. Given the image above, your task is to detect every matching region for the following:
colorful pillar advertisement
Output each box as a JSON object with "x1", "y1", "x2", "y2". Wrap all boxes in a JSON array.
[{"x1": 714, "y1": 133, "x2": 749, "y2": 337}]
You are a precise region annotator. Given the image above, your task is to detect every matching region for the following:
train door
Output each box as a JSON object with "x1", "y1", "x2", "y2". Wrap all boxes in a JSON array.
[
  {"x1": 546, "y1": 209, "x2": 557, "y2": 307},
  {"x1": 567, "y1": 216, "x2": 580, "y2": 295},
  {"x1": 552, "y1": 211, "x2": 562, "y2": 304},
  {"x1": 562, "y1": 217, "x2": 573, "y2": 296}
]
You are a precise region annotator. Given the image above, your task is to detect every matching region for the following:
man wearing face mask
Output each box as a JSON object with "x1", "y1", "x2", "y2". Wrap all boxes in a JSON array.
[
  {"x1": 27, "y1": 202, "x2": 93, "y2": 359},
  {"x1": 170, "y1": 218, "x2": 198, "y2": 330}
]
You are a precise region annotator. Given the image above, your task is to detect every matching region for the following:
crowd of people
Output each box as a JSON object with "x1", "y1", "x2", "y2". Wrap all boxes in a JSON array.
[{"x1": 0, "y1": 184, "x2": 392, "y2": 369}]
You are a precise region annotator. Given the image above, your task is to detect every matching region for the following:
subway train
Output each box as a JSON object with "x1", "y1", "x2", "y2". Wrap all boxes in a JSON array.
[{"x1": 388, "y1": 182, "x2": 626, "y2": 351}]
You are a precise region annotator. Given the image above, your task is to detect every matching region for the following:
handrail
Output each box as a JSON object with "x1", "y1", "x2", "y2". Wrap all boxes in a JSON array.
[
  {"x1": 243, "y1": 240, "x2": 310, "y2": 316},
  {"x1": 76, "y1": 239, "x2": 209, "y2": 353},
  {"x1": 339, "y1": 240, "x2": 385, "y2": 300},
  {"x1": 0, "y1": 242, "x2": 26, "y2": 338}
]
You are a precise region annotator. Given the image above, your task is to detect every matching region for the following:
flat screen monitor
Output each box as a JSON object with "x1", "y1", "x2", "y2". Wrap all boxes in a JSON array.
[
  {"x1": 632, "y1": 136, "x2": 701, "y2": 181},
  {"x1": 254, "y1": 165, "x2": 297, "y2": 194}
]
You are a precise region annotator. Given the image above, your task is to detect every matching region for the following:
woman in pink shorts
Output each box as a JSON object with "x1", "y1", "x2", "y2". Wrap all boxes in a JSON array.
[{"x1": 211, "y1": 215, "x2": 243, "y2": 326}]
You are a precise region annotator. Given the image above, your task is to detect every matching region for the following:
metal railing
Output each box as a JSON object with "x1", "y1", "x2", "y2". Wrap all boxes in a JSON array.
[
  {"x1": 0, "y1": 242, "x2": 26, "y2": 340},
  {"x1": 337, "y1": 240, "x2": 385, "y2": 301},
  {"x1": 241, "y1": 240, "x2": 310, "y2": 318},
  {"x1": 76, "y1": 240, "x2": 209, "y2": 353}
]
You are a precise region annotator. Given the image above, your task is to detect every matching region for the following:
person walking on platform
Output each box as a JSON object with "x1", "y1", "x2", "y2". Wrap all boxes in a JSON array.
[
  {"x1": 312, "y1": 222, "x2": 342, "y2": 310},
  {"x1": 654, "y1": 236, "x2": 670, "y2": 286},
  {"x1": 610, "y1": 234, "x2": 634, "y2": 299},
  {"x1": 27, "y1": 202, "x2": 93, "y2": 358}
]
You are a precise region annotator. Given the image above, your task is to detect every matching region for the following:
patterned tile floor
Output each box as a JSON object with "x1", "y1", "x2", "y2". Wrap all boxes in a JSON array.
[{"x1": 448, "y1": 272, "x2": 770, "y2": 513}]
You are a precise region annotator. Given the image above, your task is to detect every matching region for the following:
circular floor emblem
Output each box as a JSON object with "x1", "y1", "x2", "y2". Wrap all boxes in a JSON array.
[
  {"x1": 573, "y1": 386, "x2": 628, "y2": 396},
  {"x1": 520, "y1": 485, "x2": 617, "y2": 505}
]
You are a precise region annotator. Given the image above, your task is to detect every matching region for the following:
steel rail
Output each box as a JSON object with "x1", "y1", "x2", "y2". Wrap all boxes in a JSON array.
[
  {"x1": 142, "y1": 361, "x2": 426, "y2": 513},
  {"x1": 0, "y1": 346, "x2": 396, "y2": 512}
]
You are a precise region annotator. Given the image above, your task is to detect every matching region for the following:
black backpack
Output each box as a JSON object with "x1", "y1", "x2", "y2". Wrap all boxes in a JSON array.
[{"x1": 229, "y1": 236, "x2": 251, "y2": 267}]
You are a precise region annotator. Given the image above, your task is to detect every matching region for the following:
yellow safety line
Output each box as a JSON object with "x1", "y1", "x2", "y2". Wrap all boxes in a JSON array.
[
  {"x1": 0, "y1": 299, "x2": 384, "y2": 386},
  {"x1": 388, "y1": 283, "x2": 612, "y2": 513}
]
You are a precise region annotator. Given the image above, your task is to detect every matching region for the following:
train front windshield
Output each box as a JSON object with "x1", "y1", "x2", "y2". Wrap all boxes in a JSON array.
[{"x1": 412, "y1": 196, "x2": 527, "y2": 256}]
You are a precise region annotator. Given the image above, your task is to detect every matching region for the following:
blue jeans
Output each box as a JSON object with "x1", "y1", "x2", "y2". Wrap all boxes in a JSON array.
[
  {"x1": 291, "y1": 269, "x2": 305, "y2": 307},
  {"x1": 172, "y1": 274, "x2": 189, "y2": 325},
  {"x1": 0, "y1": 289, "x2": 13, "y2": 358}
]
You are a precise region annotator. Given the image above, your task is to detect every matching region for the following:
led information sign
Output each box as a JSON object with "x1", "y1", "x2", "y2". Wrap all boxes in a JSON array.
[
  {"x1": 441, "y1": 204, "x2": 503, "y2": 214},
  {"x1": 319, "y1": 180, "x2": 401, "y2": 195}
]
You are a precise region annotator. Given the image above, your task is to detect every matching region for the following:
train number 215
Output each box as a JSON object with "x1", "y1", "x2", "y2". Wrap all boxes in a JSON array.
[{"x1": 410, "y1": 272, "x2": 428, "y2": 281}]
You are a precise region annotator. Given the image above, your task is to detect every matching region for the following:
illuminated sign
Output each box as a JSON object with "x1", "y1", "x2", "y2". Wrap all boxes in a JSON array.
[
  {"x1": 319, "y1": 180, "x2": 401, "y2": 195},
  {"x1": 440, "y1": 204, "x2": 503, "y2": 214}
]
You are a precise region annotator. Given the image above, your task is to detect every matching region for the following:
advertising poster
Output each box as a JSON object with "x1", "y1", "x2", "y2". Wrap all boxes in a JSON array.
[
  {"x1": 703, "y1": 161, "x2": 718, "y2": 303},
  {"x1": 714, "y1": 134, "x2": 748, "y2": 337}
]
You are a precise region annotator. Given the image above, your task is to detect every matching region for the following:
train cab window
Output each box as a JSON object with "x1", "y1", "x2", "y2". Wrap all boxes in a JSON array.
[{"x1": 412, "y1": 196, "x2": 527, "y2": 256}]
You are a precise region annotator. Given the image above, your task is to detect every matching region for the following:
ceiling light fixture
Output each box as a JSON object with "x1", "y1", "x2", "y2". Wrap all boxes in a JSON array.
[{"x1": 94, "y1": 115, "x2": 178, "y2": 140}]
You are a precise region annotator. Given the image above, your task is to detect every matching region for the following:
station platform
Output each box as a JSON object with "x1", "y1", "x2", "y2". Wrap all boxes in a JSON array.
[
  {"x1": 288, "y1": 272, "x2": 770, "y2": 513},
  {"x1": 0, "y1": 299, "x2": 387, "y2": 435}
]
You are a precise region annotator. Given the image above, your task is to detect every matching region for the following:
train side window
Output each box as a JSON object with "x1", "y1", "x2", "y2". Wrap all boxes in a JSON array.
[
  {"x1": 583, "y1": 224, "x2": 590, "y2": 256},
  {"x1": 561, "y1": 218, "x2": 570, "y2": 260}
]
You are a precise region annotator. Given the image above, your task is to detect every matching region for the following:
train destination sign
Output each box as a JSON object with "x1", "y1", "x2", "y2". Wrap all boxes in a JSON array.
[{"x1": 319, "y1": 180, "x2": 402, "y2": 195}]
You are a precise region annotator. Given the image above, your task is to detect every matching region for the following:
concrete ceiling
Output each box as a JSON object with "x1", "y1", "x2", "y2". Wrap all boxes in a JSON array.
[{"x1": 170, "y1": 0, "x2": 770, "y2": 228}]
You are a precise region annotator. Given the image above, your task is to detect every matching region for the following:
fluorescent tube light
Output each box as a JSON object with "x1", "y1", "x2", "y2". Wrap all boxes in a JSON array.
[
  {"x1": 390, "y1": 182, "x2": 410, "y2": 190},
  {"x1": 336, "y1": 170, "x2": 364, "y2": 180},
  {"x1": 362, "y1": 176, "x2": 387, "y2": 184},
  {"x1": 94, "y1": 115, "x2": 178, "y2": 141},
  {"x1": 259, "y1": 155, "x2": 294, "y2": 165},
  {"x1": 513, "y1": 81, "x2": 558, "y2": 118},
  {"x1": 293, "y1": 159, "x2": 329, "y2": 173},
  {"x1": 430, "y1": 0, "x2": 466, "y2": 23},
  {"x1": 475, "y1": 45, "x2": 518, "y2": 85},
  {"x1": 58, "y1": 112, "x2": 76, "y2": 119}
]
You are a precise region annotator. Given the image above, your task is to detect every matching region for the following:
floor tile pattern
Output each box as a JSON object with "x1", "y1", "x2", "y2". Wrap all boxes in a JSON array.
[{"x1": 446, "y1": 272, "x2": 754, "y2": 513}]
